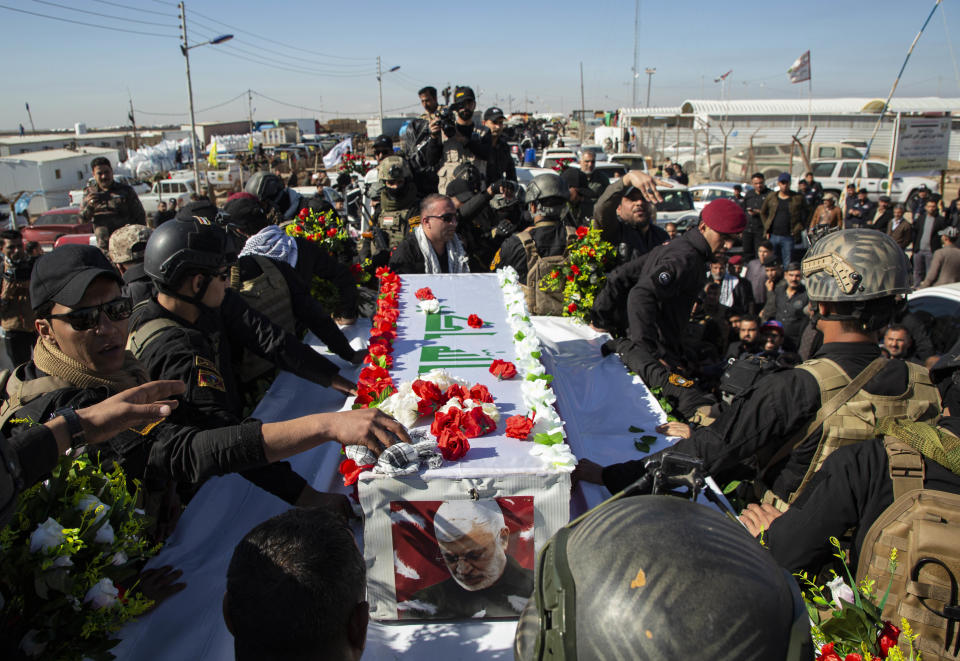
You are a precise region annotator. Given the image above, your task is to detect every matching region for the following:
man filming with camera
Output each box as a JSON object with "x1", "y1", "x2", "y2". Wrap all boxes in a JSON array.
[
  {"x1": 0, "y1": 229, "x2": 37, "y2": 369},
  {"x1": 437, "y1": 86, "x2": 490, "y2": 194}
]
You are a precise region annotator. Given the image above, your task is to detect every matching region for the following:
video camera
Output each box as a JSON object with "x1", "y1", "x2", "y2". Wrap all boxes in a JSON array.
[{"x1": 438, "y1": 104, "x2": 457, "y2": 138}]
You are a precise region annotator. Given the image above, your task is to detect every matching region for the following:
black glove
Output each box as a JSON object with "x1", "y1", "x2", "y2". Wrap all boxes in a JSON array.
[{"x1": 494, "y1": 219, "x2": 516, "y2": 240}]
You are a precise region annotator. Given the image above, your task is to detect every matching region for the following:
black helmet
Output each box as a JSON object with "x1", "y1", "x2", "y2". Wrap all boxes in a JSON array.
[
  {"x1": 244, "y1": 171, "x2": 286, "y2": 208},
  {"x1": 514, "y1": 496, "x2": 811, "y2": 661},
  {"x1": 143, "y1": 216, "x2": 231, "y2": 293}
]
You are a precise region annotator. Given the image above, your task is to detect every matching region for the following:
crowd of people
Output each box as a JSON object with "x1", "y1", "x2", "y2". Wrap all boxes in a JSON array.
[{"x1": 1, "y1": 81, "x2": 960, "y2": 660}]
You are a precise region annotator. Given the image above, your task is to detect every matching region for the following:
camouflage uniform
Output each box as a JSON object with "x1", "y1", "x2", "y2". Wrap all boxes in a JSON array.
[{"x1": 80, "y1": 180, "x2": 147, "y2": 252}]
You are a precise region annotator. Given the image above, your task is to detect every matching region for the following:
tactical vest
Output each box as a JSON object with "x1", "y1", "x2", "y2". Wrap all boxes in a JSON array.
[
  {"x1": 378, "y1": 186, "x2": 419, "y2": 254},
  {"x1": 516, "y1": 224, "x2": 579, "y2": 316},
  {"x1": 0, "y1": 368, "x2": 72, "y2": 430},
  {"x1": 437, "y1": 138, "x2": 479, "y2": 197},
  {"x1": 236, "y1": 256, "x2": 296, "y2": 384},
  {"x1": 788, "y1": 358, "x2": 941, "y2": 502},
  {"x1": 856, "y1": 438, "x2": 960, "y2": 661}
]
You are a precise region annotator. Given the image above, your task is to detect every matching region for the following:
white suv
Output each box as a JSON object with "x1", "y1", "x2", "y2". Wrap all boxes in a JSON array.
[{"x1": 808, "y1": 158, "x2": 939, "y2": 206}]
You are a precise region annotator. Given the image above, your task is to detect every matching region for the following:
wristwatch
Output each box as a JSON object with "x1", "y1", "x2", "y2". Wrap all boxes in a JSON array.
[{"x1": 50, "y1": 406, "x2": 86, "y2": 448}]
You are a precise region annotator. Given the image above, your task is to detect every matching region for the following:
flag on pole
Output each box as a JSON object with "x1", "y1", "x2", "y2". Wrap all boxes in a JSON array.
[
  {"x1": 248, "y1": 135, "x2": 254, "y2": 151},
  {"x1": 323, "y1": 136, "x2": 353, "y2": 169},
  {"x1": 208, "y1": 138, "x2": 218, "y2": 167},
  {"x1": 788, "y1": 50, "x2": 811, "y2": 83},
  {"x1": 714, "y1": 70, "x2": 732, "y2": 83}
]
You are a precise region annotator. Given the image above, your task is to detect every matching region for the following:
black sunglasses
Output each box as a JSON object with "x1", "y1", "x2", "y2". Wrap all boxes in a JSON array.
[
  {"x1": 424, "y1": 213, "x2": 457, "y2": 223},
  {"x1": 48, "y1": 297, "x2": 133, "y2": 331}
]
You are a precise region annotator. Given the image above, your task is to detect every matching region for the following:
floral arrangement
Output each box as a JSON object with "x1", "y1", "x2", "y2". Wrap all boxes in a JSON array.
[
  {"x1": 552, "y1": 158, "x2": 573, "y2": 173},
  {"x1": 338, "y1": 152, "x2": 372, "y2": 177},
  {"x1": 286, "y1": 206, "x2": 354, "y2": 262},
  {"x1": 350, "y1": 258, "x2": 374, "y2": 286},
  {"x1": 0, "y1": 455, "x2": 159, "y2": 660},
  {"x1": 498, "y1": 267, "x2": 576, "y2": 471},
  {"x1": 355, "y1": 267, "x2": 401, "y2": 408},
  {"x1": 537, "y1": 226, "x2": 618, "y2": 322},
  {"x1": 415, "y1": 287, "x2": 440, "y2": 314},
  {"x1": 799, "y1": 538, "x2": 919, "y2": 661}
]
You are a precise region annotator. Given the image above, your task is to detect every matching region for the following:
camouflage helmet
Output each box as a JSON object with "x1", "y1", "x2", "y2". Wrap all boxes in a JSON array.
[
  {"x1": 377, "y1": 155, "x2": 412, "y2": 182},
  {"x1": 107, "y1": 224, "x2": 152, "y2": 265},
  {"x1": 525, "y1": 172, "x2": 570, "y2": 206},
  {"x1": 514, "y1": 496, "x2": 811, "y2": 661},
  {"x1": 801, "y1": 228, "x2": 911, "y2": 303}
]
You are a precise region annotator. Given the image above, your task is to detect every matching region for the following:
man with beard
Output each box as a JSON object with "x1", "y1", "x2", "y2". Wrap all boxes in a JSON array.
[
  {"x1": 592, "y1": 173, "x2": 670, "y2": 262},
  {"x1": 401, "y1": 87, "x2": 443, "y2": 196},
  {"x1": 404, "y1": 500, "x2": 533, "y2": 619},
  {"x1": 562, "y1": 150, "x2": 610, "y2": 223},
  {"x1": 742, "y1": 172, "x2": 770, "y2": 261},
  {"x1": 437, "y1": 86, "x2": 488, "y2": 195}
]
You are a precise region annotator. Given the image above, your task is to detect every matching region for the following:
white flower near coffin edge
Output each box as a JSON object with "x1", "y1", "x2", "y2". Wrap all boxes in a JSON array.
[
  {"x1": 517, "y1": 356, "x2": 546, "y2": 376},
  {"x1": 529, "y1": 443, "x2": 577, "y2": 472},
  {"x1": 83, "y1": 578, "x2": 119, "y2": 610},
  {"x1": 418, "y1": 369, "x2": 469, "y2": 391},
  {"x1": 497, "y1": 266, "x2": 519, "y2": 286},
  {"x1": 521, "y1": 379, "x2": 557, "y2": 410},
  {"x1": 76, "y1": 494, "x2": 109, "y2": 525},
  {"x1": 29, "y1": 517, "x2": 66, "y2": 553},
  {"x1": 514, "y1": 336, "x2": 542, "y2": 361},
  {"x1": 378, "y1": 393, "x2": 419, "y2": 428},
  {"x1": 417, "y1": 298, "x2": 440, "y2": 314}
]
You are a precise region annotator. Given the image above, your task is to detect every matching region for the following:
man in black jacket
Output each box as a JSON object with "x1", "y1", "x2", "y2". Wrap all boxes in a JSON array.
[
  {"x1": 401, "y1": 86, "x2": 443, "y2": 196},
  {"x1": 742, "y1": 173, "x2": 770, "y2": 261},
  {"x1": 592, "y1": 173, "x2": 670, "y2": 262},
  {"x1": 760, "y1": 261, "x2": 809, "y2": 351},
  {"x1": 912, "y1": 198, "x2": 949, "y2": 286},
  {"x1": 479, "y1": 107, "x2": 516, "y2": 186}
]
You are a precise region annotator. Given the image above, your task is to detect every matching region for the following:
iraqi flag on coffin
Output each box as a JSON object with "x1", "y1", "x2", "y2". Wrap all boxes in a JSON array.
[{"x1": 788, "y1": 50, "x2": 811, "y2": 83}]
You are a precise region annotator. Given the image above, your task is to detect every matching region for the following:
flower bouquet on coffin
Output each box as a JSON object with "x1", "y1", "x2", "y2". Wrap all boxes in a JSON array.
[
  {"x1": 537, "y1": 226, "x2": 617, "y2": 322},
  {"x1": 0, "y1": 455, "x2": 160, "y2": 660}
]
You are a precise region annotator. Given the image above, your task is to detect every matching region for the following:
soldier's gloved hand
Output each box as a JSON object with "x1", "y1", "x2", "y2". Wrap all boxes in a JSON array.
[
  {"x1": 348, "y1": 348, "x2": 368, "y2": 366},
  {"x1": 493, "y1": 219, "x2": 515, "y2": 240},
  {"x1": 601, "y1": 337, "x2": 631, "y2": 357}
]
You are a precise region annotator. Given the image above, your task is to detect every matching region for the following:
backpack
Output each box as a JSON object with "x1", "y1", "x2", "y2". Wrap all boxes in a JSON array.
[
  {"x1": 516, "y1": 225, "x2": 578, "y2": 315},
  {"x1": 856, "y1": 438, "x2": 960, "y2": 661}
]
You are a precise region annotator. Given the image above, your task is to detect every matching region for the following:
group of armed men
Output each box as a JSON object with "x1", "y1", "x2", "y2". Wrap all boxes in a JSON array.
[{"x1": 1, "y1": 81, "x2": 960, "y2": 660}]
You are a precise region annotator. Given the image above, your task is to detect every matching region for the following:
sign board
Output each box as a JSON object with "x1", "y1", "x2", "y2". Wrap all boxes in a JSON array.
[{"x1": 894, "y1": 114, "x2": 951, "y2": 172}]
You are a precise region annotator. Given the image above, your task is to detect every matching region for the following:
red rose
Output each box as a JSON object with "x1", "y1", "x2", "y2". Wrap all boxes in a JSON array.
[
  {"x1": 350, "y1": 263, "x2": 363, "y2": 274},
  {"x1": 363, "y1": 352, "x2": 393, "y2": 368},
  {"x1": 339, "y1": 458, "x2": 375, "y2": 486},
  {"x1": 576, "y1": 226, "x2": 589, "y2": 239},
  {"x1": 461, "y1": 406, "x2": 496, "y2": 438},
  {"x1": 368, "y1": 338, "x2": 393, "y2": 354},
  {"x1": 298, "y1": 208, "x2": 309, "y2": 220},
  {"x1": 431, "y1": 408, "x2": 463, "y2": 437},
  {"x1": 412, "y1": 379, "x2": 444, "y2": 408},
  {"x1": 489, "y1": 359, "x2": 517, "y2": 380},
  {"x1": 467, "y1": 314, "x2": 484, "y2": 329},
  {"x1": 550, "y1": 271, "x2": 559, "y2": 279},
  {"x1": 469, "y1": 384, "x2": 494, "y2": 403},
  {"x1": 815, "y1": 643, "x2": 842, "y2": 661},
  {"x1": 505, "y1": 414, "x2": 535, "y2": 440},
  {"x1": 358, "y1": 364, "x2": 389, "y2": 386},
  {"x1": 877, "y1": 621, "x2": 900, "y2": 658},
  {"x1": 375, "y1": 266, "x2": 393, "y2": 280},
  {"x1": 415, "y1": 287, "x2": 435, "y2": 301},
  {"x1": 326, "y1": 227, "x2": 338, "y2": 238},
  {"x1": 567, "y1": 302, "x2": 578, "y2": 313},
  {"x1": 445, "y1": 384, "x2": 468, "y2": 403},
  {"x1": 570, "y1": 264, "x2": 581, "y2": 276},
  {"x1": 843, "y1": 655, "x2": 862, "y2": 661},
  {"x1": 354, "y1": 389, "x2": 374, "y2": 408},
  {"x1": 437, "y1": 427, "x2": 470, "y2": 461}
]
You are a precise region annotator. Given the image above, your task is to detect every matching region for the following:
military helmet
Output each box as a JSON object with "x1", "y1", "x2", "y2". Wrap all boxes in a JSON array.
[
  {"x1": 144, "y1": 216, "x2": 231, "y2": 289},
  {"x1": 525, "y1": 172, "x2": 570, "y2": 205},
  {"x1": 514, "y1": 496, "x2": 811, "y2": 661},
  {"x1": 377, "y1": 155, "x2": 412, "y2": 182},
  {"x1": 801, "y1": 228, "x2": 911, "y2": 302},
  {"x1": 244, "y1": 171, "x2": 286, "y2": 207}
]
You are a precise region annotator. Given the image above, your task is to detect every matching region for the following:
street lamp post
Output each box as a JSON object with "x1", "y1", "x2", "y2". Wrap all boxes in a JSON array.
[
  {"x1": 376, "y1": 56, "x2": 400, "y2": 134},
  {"x1": 178, "y1": 2, "x2": 232, "y2": 190},
  {"x1": 645, "y1": 68, "x2": 656, "y2": 108}
]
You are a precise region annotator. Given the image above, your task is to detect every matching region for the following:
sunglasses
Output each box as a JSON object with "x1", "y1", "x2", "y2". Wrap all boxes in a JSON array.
[
  {"x1": 48, "y1": 296, "x2": 133, "y2": 331},
  {"x1": 424, "y1": 213, "x2": 457, "y2": 224}
]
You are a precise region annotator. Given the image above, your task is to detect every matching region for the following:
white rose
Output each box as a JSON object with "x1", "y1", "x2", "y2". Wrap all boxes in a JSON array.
[
  {"x1": 418, "y1": 298, "x2": 440, "y2": 314},
  {"x1": 94, "y1": 521, "x2": 115, "y2": 545},
  {"x1": 29, "y1": 517, "x2": 66, "y2": 553},
  {"x1": 52, "y1": 555, "x2": 74, "y2": 568},
  {"x1": 19, "y1": 630, "x2": 46, "y2": 657},
  {"x1": 76, "y1": 495, "x2": 108, "y2": 524},
  {"x1": 480, "y1": 402, "x2": 500, "y2": 424},
  {"x1": 111, "y1": 551, "x2": 128, "y2": 566},
  {"x1": 84, "y1": 578, "x2": 119, "y2": 610},
  {"x1": 826, "y1": 576, "x2": 856, "y2": 607},
  {"x1": 530, "y1": 443, "x2": 577, "y2": 472}
]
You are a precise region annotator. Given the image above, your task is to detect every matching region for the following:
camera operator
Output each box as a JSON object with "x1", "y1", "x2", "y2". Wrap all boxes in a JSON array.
[
  {"x1": 401, "y1": 86, "x2": 444, "y2": 196},
  {"x1": 437, "y1": 86, "x2": 490, "y2": 195},
  {"x1": 479, "y1": 107, "x2": 516, "y2": 186},
  {"x1": 0, "y1": 230, "x2": 37, "y2": 369}
]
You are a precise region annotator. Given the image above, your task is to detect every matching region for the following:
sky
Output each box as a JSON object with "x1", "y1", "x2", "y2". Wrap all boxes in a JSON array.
[{"x1": 2, "y1": 0, "x2": 959, "y2": 132}]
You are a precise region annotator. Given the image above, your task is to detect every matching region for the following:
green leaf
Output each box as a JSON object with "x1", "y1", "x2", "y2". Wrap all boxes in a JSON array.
[
  {"x1": 634, "y1": 440, "x2": 651, "y2": 452},
  {"x1": 640, "y1": 435, "x2": 657, "y2": 443},
  {"x1": 628, "y1": 425, "x2": 644, "y2": 433},
  {"x1": 526, "y1": 373, "x2": 554, "y2": 383},
  {"x1": 533, "y1": 432, "x2": 563, "y2": 446},
  {"x1": 531, "y1": 351, "x2": 541, "y2": 359},
  {"x1": 514, "y1": 331, "x2": 525, "y2": 341},
  {"x1": 722, "y1": 480, "x2": 740, "y2": 494}
]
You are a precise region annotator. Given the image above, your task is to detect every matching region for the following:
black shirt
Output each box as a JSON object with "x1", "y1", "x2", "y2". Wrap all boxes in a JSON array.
[
  {"x1": 610, "y1": 220, "x2": 670, "y2": 263},
  {"x1": 771, "y1": 197, "x2": 792, "y2": 236},
  {"x1": 389, "y1": 233, "x2": 452, "y2": 275},
  {"x1": 495, "y1": 220, "x2": 569, "y2": 283}
]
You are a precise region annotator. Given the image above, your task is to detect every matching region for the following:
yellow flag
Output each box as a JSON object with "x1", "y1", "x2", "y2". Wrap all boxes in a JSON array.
[
  {"x1": 208, "y1": 139, "x2": 218, "y2": 167},
  {"x1": 248, "y1": 136, "x2": 254, "y2": 151}
]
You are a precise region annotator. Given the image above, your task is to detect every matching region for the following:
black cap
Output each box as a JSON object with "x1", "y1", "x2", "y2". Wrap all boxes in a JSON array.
[
  {"x1": 372, "y1": 135, "x2": 393, "y2": 152},
  {"x1": 445, "y1": 178, "x2": 474, "y2": 203},
  {"x1": 762, "y1": 256, "x2": 781, "y2": 268},
  {"x1": 878, "y1": 195, "x2": 892, "y2": 203},
  {"x1": 857, "y1": 188, "x2": 868, "y2": 195},
  {"x1": 176, "y1": 199, "x2": 219, "y2": 222},
  {"x1": 453, "y1": 86, "x2": 476, "y2": 105},
  {"x1": 483, "y1": 107, "x2": 505, "y2": 122},
  {"x1": 785, "y1": 261, "x2": 803, "y2": 272},
  {"x1": 918, "y1": 184, "x2": 929, "y2": 191},
  {"x1": 223, "y1": 196, "x2": 268, "y2": 235},
  {"x1": 30, "y1": 244, "x2": 122, "y2": 311}
]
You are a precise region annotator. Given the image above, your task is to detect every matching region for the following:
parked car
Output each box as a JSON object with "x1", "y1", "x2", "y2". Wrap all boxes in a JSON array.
[
  {"x1": 608, "y1": 153, "x2": 649, "y2": 172},
  {"x1": 21, "y1": 207, "x2": 93, "y2": 252},
  {"x1": 717, "y1": 142, "x2": 864, "y2": 181},
  {"x1": 688, "y1": 183, "x2": 746, "y2": 212},
  {"x1": 54, "y1": 234, "x2": 96, "y2": 250},
  {"x1": 538, "y1": 150, "x2": 578, "y2": 170},
  {"x1": 654, "y1": 185, "x2": 699, "y2": 230},
  {"x1": 137, "y1": 176, "x2": 197, "y2": 215},
  {"x1": 907, "y1": 282, "x2": 960, "y2": 355},
  {"x1": 568, "y1": 162, "x2": 628, "y2": 180},
  {"x1": 808, "y1": 159, "x2": 938, "y2": 205}
]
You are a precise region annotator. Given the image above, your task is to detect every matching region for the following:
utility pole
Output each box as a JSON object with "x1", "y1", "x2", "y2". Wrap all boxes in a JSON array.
[
  {"x1": 579, "y1": 62, "x2": 586, "y2": 143},
  {"x1": 128, "y1": 96, "x2": 138, "y2": 150},
  {"x1": 247, "y1": 88, "x2": 254, "y2": 135},
  {"x1": 178, "y1": 2, "x2": 202, "y2": 190},
  {"x1": 24, "y1": 102, "x2": 36, "y2": 134},
  {"x1": 377, "y1": 56, "x2": 383, "y2": 130},
  {"x1": 645, "y1": 68, "x2": 656, "y2": 108},
  {"x1": 631, "y1": 0, "x2": 640, "y2": 107}
]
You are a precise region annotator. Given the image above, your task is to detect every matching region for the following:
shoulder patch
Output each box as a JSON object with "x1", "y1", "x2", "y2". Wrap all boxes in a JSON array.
[
  {"x1": 194, "y1": 356, "x2": 218, "y2": 371},
  {"x1": 668, "y1": 373, "x2": 694, "y2": 388},
  {"x1": 128, "y1": 419, "x2": 163, "y2": 436},
  {"x1": 197, "y1": 368, "x2": 226, "y2": 391}
]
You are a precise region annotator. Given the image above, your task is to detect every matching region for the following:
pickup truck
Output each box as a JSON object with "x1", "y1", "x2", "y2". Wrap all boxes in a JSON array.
[
  {"x1": 69, "y1": 175, "x2": 149, "y2": 207},
  {"x1": 137, "y1": 176, "x2": 197, "y2": 214},
  {"x1": 807, "y1": 158, "x2": 939, "y2": 206}
]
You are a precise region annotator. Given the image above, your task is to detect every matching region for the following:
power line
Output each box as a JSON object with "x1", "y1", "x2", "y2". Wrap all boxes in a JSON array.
[
  {"x1": 89, "y1": 0, "x2": 172, "y2": 17},
  {"x1": 0, "y1": 3, "x2": 177, "y2": 37},
  {"x1": 135, "y1": 91, "x2": 249, "y2": 117},
  {"x1": 198, "y1": 44, "x2": 376, "y2": 79},
  {"x1": 32, "y1": 0, "x2": 173, "y2": 27},
  {"x1": 251, "y1": 90, "x2": 420, "y2": 117}
]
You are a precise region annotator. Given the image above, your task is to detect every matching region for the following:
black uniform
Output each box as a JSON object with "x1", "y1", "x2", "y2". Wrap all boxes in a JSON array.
[
  {"x1": 291, "y1": 236, "x2": 359, "y2": 319},
  {"x1": 401, "y1": 117, "x2": 442, "y2": 196},
  {"x1": 608, "y1": 220, "x2": 670, "y2": 263},
  {"x1": 602, "y1": 342, "x2": 921, "y2": 500},
  {"x1": 388, "y1": 233, "x2": 454, "y2": 275},
  {"x1": 237, "y1": 255, "x2": 356, "y2": 362},
  {"x1": 122, "y1": 263, "x2": 154, "y2": 306},
  {"x1": 766, "y1": 419, "x2": 960, "y2": 572},
  {"x1": 494, "y1": 219, "x2": 568, "y2": 283},
  {"x1": 479, "y1": 129, "x2": 517, "y2": 185},
  {"x1": 761, "y1": 282, "x2": 809, "y2": 350},
  {"x1": 455, "y1": 191, "x2": 501, "y2": 270},
  {"x1": 742, "y1": 186, "x2": 770, "y2": 260},
  {"x1": 590, "y1": 255, "x2": 649, "y2": 336}
]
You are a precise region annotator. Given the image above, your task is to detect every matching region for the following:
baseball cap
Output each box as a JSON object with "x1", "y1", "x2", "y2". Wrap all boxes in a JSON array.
[
  {"x1": 763, "y1": 256, "x2": 782, "y2": 268},
  {"x1": 878, "y1": 195, "x2": 892, "y2": 203},
  {"x1": 108, "y1": 224, "x2": 152, "y2": 265},
  {"x1": 785, "y1": 261, "x2": 803, "y2": 272},
  {"x1": 176, "y1": 199, "x2": 219, "y2": 222},
  {"x1": 31, "y1": 244, "x2": 123, "y2": 311},
  {"x1": 453, "y1": 86, "x2": 476, "y2": 105},
  {"x1": 483, "y1": 107, "x2": 505, "y2": 122},
  {"x1": 777, "y1": 172, "x2": 791, "y2": 183},
  {"x1": 939, "y1": 226, "x2": 959, "y2": 239},
  {"x1": 918, "y1": 184, "x2": 929, "y2": 192},
  {"x1": 445, "y1": 178, "x2": 474, "y2": 203},
  {"x1": 372, "y1": 135, "x2": 393, "y2": 153},
  {"x1": 701, "y1": 198, "x2": 746, "y2": 234},
  {"x1": 761, "y1": 319, "x2": 784, "y2": 334}
]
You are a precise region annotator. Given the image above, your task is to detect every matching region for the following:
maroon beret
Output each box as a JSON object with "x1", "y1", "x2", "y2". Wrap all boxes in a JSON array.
[{"x1": 701, "y1": 198, "x2": 746, "y2": 234}]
